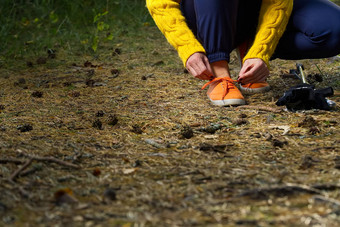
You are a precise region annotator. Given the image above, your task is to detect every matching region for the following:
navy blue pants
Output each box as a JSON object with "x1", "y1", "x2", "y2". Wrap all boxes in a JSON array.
[{"x1": 180, "y1": 0, "x2": 340, "y2": 63}]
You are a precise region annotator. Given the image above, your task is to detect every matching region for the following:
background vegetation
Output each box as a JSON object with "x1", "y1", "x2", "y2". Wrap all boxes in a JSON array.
[
  {"x1": 1, "y1": 0, "x2": 339, "y2": 65},
  {"x1": 0, "y1": 0, "x2": 152, "y2": 65}
]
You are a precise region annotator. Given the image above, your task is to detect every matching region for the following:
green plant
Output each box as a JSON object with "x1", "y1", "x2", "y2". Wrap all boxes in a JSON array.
[{"x1": 91, "y1": 10, "x2": 113, "y2": 52}]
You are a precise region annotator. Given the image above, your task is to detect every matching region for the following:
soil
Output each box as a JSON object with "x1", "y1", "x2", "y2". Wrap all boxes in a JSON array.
[{"x1": 0, "y1": 26, "x2": 339, "y2": 226}]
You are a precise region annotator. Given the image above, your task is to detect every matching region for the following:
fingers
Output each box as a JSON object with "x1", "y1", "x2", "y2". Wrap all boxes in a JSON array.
[
  {"x1": 186, "y1": 53, "x2": 214, "y2": 80},
  {"x1": 238, "y1": 59, "x2": 269, "y2": 84},
  {"x1": 203, "y1": 56, "x2": 213, "y2": 77},
  {"x1": 187, "y1": 55, "x2": 270, "y2": 82}
]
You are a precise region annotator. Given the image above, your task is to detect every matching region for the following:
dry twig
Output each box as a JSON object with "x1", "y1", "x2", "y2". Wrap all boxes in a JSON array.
[
  {"x1": 7, "y1": 154, "x2": 80, "y2": 182},
  {"x1": 312, "y1": 195, "x2": 340, "y2": 208},
  {"x1": 238, "y1": 184, "x2": 323, "y2": 200},
  {"x1": 0, "y1": 158, "x2": 24, "y2": 165},
  {"x1": 235, "y1": 105, "x2": 283, "y2": 113},
  {"x1": 9, "y1": 158, "x2": 33, "y2": 181},
  {"x1": 30, "y1": 156, "x2": 80, "y2": 169}
]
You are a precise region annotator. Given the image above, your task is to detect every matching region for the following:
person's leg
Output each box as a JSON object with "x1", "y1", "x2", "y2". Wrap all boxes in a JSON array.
[
  {"x1": 273, "y1": 0, "x2": 340, "y2": 60},
  {"x1": 181, "y1": 0, "x2": 239, "y2": 65},
  {"x1": 181, "y1": 0, "x2": 247, "y2": 106}
]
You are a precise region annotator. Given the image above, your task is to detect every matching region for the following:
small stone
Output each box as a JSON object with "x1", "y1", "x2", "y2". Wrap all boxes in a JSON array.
[
  {"x1": 31, "y1": 91, "x2": 43, "y2": 98},
  {"x1": 131, "y1": 124, "x2": 143, "y2": 134},
  {"x1": 17, "y1": 124, "x2": 33, "y2": 132},
  {"x1": 238, "y1": 113, "x2": 247, "y2": 119},
  {"x1": 233, "y1": 118, "x2": 248, "y2": 126},
  {"x1": 107, "y1": 114, "x2": 118, "y2": 126},
  {"x1": 133, "y1": 160, "x2": 142, "y2": 167},
  {"x1": 68, "y1": 91, "x2": 80, "y2": 98},
  {"x1": 95, "y1": 110, "x2": 105, "y2": 117},
  {"x1": 199, "y1": 143, "x2": 214, "y2": 151},
  {"x1": 309, "y1": 126, "x2": 320, "y2": 135},
  {"x1": 251, "y1": 133, "x2": 261, "y2": 138},
  {"x1": 85, "y1": 79, "x2": 95, "y2": 87},
  {"x1": 73, "y1": 216, "x2": 84, "y2": 222},
  {"x1": 92, "y1": 119, "x2": 103, "y2": 130},
  {"x1": 272, "y1": 139, "x2": 288, "y2": 148},
  {"x1": 180, "y1": 125, "x2": 194, "y2": 139},
  {"x1": 103, "y1": 188, "x2": 117, "y2": 201},
  {"x1": 110, "y1": 69, "x2": 120, "y2": 78},
  {"x1": 93, "y1": 82, "x2": 107, "y2": 87},
  {"x1": 204, "y1": 124, "x2": 222, "y2": 134}
]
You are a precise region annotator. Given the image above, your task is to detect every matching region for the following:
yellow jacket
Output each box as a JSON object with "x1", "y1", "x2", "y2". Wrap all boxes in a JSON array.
[{"x1": 146, "y1": 0, "x2": 293, "y2": 67}]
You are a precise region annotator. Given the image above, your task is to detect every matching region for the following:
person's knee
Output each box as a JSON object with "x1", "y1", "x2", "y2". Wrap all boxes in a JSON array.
[
  {"x1": 307, "y1": 19, "x2": 340, "y2": 56},
  {"x1": 330, "y1": 21, "x2": 340, "y2": 55},
  {"x1": 322, "y1": 9, "x2": 340, "y2": 55},
  {"x1": 324, "y1": 19, "x2": 340, "y2": 55}
]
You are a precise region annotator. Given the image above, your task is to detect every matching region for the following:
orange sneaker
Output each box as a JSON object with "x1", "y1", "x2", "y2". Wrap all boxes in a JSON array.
[
  {"x1": 202, "y1": 77, "x2": 246, "y2": 106},
  {"x1": 239, "y1": 82, "x2": 271, "y2": 94}
]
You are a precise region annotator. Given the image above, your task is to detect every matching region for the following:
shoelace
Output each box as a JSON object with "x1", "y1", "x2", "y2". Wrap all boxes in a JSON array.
[
  {"x1": 202, "y1": 77, "x2": 237, "y2": 99},
  {"x1": 243, "y1": 83, "x2": 253, "y2": 88}
]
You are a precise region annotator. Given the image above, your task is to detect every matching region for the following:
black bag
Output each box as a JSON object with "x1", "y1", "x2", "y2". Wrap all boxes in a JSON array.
[{"x1": 276, "y1": 83, "x2": 334, "y2": 111}]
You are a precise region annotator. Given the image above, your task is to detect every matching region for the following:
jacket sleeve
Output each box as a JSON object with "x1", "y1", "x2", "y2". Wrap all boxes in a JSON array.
[
  {"x1": 243, "y1": 0, "x2": 294, "y2": 67},
  {"x1": 146, "y1": 0, "x2": 206, "y2": 66}
]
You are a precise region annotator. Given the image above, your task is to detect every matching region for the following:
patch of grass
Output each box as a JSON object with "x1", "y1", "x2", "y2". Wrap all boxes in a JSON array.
[{"x1": 0, "y1": 0, "x2": 152, "y2": 65}]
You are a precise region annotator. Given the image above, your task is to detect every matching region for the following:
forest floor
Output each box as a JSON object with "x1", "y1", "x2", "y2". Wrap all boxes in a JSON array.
[{"x1": 0, "y1": 25, "x2": 340, "y2": 226}]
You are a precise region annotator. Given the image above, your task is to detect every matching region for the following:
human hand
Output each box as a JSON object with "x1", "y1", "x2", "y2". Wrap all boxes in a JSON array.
[
  {"x1": 186, "y1": 52, "x2": 214, "y2": 80},
  {"x1": 238, "y1": 58, "x2": 269, "y2": 84}
]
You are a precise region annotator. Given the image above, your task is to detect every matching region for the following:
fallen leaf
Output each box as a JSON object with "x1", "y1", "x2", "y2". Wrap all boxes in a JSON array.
[
  {"x1": 123, "y1": 168, "x2": 138, "y2": 175},
  {"x1": 54, "y1": 188, "x2": 78, "y2": 205}
]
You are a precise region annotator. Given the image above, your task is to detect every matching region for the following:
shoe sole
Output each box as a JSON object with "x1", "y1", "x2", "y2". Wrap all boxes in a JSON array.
[
  {"x1": 239, "y1": 85, "x2": 271, "y2": 94},
  {"x1": 208, "y1": 97, "x2": 246, "y2": 106}
]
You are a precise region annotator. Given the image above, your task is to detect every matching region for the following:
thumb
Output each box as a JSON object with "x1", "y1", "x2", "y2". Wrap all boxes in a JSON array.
[{"x1": 203, "y1": 56, "x2": 214, "y2": 77}]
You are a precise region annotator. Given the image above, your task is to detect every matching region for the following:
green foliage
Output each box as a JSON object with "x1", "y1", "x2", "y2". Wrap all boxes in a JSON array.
[
  {"x1": 0, "y1": 0, "x2": 152, "y2": 60},
  {"x1": 92, "y1": 10, "x2": 112, "y2": 52}
]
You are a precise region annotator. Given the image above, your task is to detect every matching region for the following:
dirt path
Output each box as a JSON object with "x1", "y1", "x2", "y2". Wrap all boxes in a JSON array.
[{"x1": 0, "y1": 26, "x2": 339, "y2": 226}]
